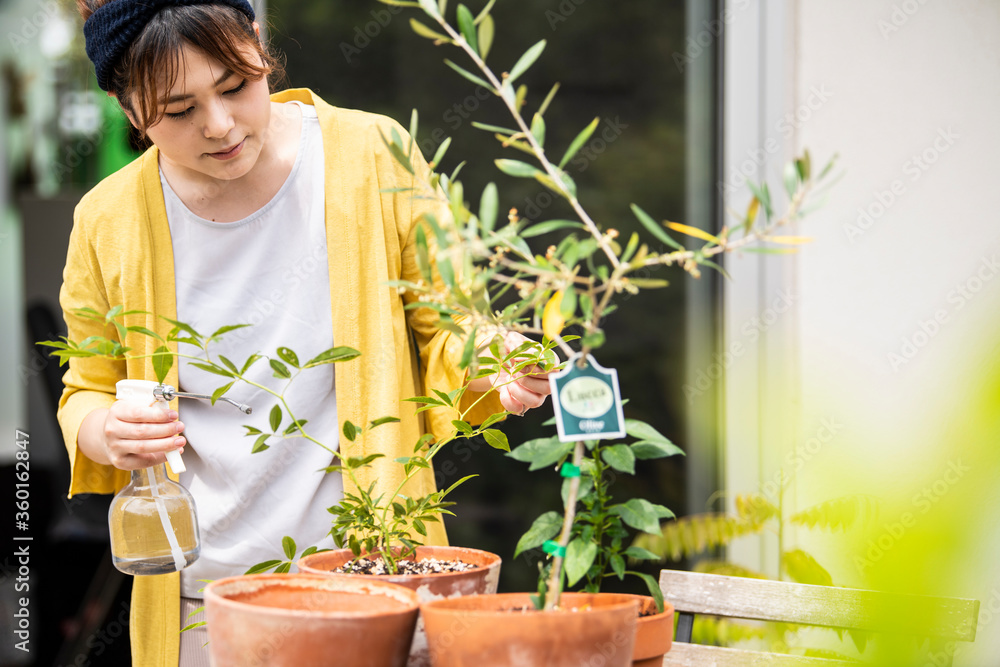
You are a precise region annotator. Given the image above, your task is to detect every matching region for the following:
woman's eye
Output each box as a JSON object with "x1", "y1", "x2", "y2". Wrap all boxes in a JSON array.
[
  {"x1": 166, "y1": 107, "x2": 194, "y2": 119},
  {"x1": 224, "y1": 80, "x2": 247, "y2": 96}
]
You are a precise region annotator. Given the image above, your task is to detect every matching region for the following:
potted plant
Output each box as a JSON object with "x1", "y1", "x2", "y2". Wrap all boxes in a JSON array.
[
  {"x1": 43, "y1": 309, "x2": 554, "y2": 666},
  {"x1": 356, "y1": 0, "x2": 838, "y2": 664}
]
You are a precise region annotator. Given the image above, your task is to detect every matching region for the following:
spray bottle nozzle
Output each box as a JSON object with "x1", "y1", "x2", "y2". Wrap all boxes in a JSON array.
[{"x1": 154, "y1": 384, "x2": 253, "y2": 415}]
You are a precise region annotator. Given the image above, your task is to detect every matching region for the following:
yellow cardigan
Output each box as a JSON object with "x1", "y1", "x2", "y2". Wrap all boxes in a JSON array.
[{"x1": 57, "y1": 88, "x2": 501, "y2": 667}]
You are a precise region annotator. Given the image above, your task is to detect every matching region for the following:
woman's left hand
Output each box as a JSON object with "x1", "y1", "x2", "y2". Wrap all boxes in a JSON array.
[{"x1": 489, "y1": 332, "x2": 553, "y2": 416}]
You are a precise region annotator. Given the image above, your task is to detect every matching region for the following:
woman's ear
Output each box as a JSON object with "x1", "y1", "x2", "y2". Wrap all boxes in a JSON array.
[{"x1": 252, "y1": 21, "x2": 261, "y2": 40}]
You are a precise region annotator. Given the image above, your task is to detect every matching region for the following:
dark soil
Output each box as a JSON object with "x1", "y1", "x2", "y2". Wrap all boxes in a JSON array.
[{"x1": 333, "y1": 557, "x2": 478, "y2": 576}]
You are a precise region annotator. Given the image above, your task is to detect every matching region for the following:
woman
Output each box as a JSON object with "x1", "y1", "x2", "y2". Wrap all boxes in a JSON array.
[{"x1": 61, "y1": 1, "x2": 551, "y2": 664}]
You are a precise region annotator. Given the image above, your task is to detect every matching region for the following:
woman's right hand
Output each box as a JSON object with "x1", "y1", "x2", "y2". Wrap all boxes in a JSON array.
[{"x1": 98, "y1": 401, "x2": 186, "y2": 470}]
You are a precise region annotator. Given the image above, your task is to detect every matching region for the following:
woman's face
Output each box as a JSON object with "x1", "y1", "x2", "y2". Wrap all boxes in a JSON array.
[{"x1": 138, "y1": 42, "x2": 272, "y2": 183}]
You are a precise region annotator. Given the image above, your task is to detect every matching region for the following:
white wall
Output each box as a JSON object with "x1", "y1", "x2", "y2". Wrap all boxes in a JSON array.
[
  {"x1": 791, "y1": 0, "x2": 998, "y2": 662},
  {"x1": 722, "y1": 0, "x2": 1000, "y2": 662}
]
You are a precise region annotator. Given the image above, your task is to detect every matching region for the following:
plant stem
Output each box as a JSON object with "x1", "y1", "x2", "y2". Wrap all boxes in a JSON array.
[
  {"x1": 544, "y1": 440, "x2": 584, "y2": 610},
  {"x1": 431, "y1": 17, "x2": 621, "y2": 271}
]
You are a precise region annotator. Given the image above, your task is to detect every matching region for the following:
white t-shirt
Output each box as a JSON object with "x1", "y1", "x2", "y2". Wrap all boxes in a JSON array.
[{"x1": 162, "y1": 103, "x2": 342, "y2": 598}]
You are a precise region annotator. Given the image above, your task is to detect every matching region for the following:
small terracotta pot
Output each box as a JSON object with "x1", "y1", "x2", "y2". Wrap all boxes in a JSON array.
[
  {"x1": 298, "y1": 546, "x2": 501, "y2": 667},
  {"x1": 204, "y1": 573, "x2": 419, "y2": 667},
  {"x1": 627, "y1": 595, "x2": 675, "y2": 666},
  {"x1": 421, "y1": 592, "x2": 640, "y2": 667}
]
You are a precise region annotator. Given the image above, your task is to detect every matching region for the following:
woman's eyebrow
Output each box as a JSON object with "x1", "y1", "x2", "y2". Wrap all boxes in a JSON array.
[{"x1": 162, "y1": 69, "x2": 236, "y2": 104}]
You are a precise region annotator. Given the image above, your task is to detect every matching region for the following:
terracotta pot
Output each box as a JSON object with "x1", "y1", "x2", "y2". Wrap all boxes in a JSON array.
[
  {"x1": 421, "y1": 592, "x2": 640, "y2": 667},
  {"x1": 204, "y1": 573, "x2": 419, "y2": 667},
  {"x1": 298, "y1": 546, "x2": 501, "y2": 667},
  {"x1": 627, "y1": 595, "x2": 675, "y2": 666}
]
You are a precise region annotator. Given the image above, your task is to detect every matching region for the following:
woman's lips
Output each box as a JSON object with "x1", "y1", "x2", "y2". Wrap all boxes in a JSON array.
[{"x1": 207, "y1": 139, "x2": 245, "y2": 161}]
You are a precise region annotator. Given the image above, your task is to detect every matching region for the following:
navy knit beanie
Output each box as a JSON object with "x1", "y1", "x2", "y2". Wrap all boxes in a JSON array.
[{"x1": 83, "y1": 0, "x2": 256, "y2": 91}]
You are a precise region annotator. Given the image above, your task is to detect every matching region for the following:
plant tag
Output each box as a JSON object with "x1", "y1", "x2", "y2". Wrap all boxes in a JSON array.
[{"x1": 548, "y1": 353, "x2": 625, "y2": 442}]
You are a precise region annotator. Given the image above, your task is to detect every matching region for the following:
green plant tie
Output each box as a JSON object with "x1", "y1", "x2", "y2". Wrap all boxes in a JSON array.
[
  {"x1": 560, "y1": 463, "x2": 581, "y2": 478},
  {"x1": 543, "y1": 540, "x2": 567, "y2": 558}
]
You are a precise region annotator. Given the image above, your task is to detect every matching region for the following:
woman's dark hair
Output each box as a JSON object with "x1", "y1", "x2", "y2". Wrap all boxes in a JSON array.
[{"x1": 78, "y1": 0, "x2": 285, "y2": 134}]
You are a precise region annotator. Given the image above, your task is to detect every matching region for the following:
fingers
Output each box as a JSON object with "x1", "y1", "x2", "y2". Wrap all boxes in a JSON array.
[
  {"x1": 105, "y1": 401, "x2": 187, "y2": 470},
  {"x1": 499, "y1": 378, "x2": 548, "y2": 417}
]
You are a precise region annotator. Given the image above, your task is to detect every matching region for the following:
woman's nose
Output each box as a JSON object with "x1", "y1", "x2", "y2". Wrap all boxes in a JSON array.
[{"x1": 203, "y1": 97, "x2": 235, "y2": 139}]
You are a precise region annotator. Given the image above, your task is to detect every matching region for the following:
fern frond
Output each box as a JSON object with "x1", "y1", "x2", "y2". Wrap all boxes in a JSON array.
[
  {"x1": 782, "y1": 549, "x2": 833, "y2": 587},
  {"x1": 735, "y1": 493, "x2": 780, "y2": 525},
  {"x1": 631, "y1": 514, "x2": 763, "y2": 561},
  {"x1": 789, "y1": 495, "x2": 879, "y2": 532}
]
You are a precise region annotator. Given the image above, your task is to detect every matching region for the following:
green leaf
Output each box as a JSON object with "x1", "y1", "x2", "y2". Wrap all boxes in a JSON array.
[
  {"x1": 283, "y1": 419, "x2": 308, "y2": 436},
  {"x1": 479, "y1": 412, "x2": 506, "y2": 430},
  {"x1": 270, "y1": 359, "x2": 291, "y2": 379},
  {"x1": 410, "y1": 18, "x2": 450, "y2": 42},
  {"x1": 379, "y1": 127, "x2": 414, "y2": 175},
  {"x1": 211, "y1": 382, "x2": 234, "y2": 405},
  {"x1": 161, "y1": 317, "x2": 201, "y2": 341},
  {"x1": 564, "y1": 538, "x2": 598, "y2": 587},
  {"x1": 209, "y1": 323, "x2": 251, "y2": 339},
  {"x1": 520, "y1": 220, "x2": 583, "y2": 238},
  {"x1": 304, "y1": 346, "x2": 362, "y2": 367},
  {"x1": 452, "y1": 420, "x2": 473, "y2": 435},
  {"x1": 251, "y1": 434, "x2": 270, "y2": 453},
  {"x1": 507, "y1": 436, "x2": 573, "y2": 471},
  {"x1": 343, "y1": 420, "x2": 358, "y2": 442},
  {"x1": 471, "y1": 122, "x2": 516, "y2": 136},
  {"x1": 612, "y1": 498, "x2": 668, "y2": 534},
  {"x1": 241, "y1": 353, "x2": 261, "y2": 373},
  {"x1": 269, "y1": 405, "x2": 282, "y2": 432},
  {"x1": 152, "y1": 346, "x2": 173, "y2": 384},
  {"x1": 277, "y1": 347, "x2": 300, "y2": 368},
  {"x1": 477, "y1": 13, "x2": 495, "y2": 60},
  {"x1": 482, "y1": 429, "x2": 509, "y2": 452},
  {"x1": 217, "y1": 355, "x2": 239, "y2": 374},
  {"x1": 630, "y1": 204, "x2": 684, "y2": 251},
  {"x1": 631, "y1": 440, "x2": 685, "y2": 460},
  {"x1": 459, "y1": 331, "x2": 476, "y2": 370},
  {"x1": 188, "y1": 362, "x2": 233, "y2": 379},
  {"x1": 632, "y1": 571, "x2": 665, "y2": 614},
  {"x1": 417, "y1": 0, "x2": 441, "y2": 18},
  {"x1": 514, "y1": 511, "x2": 562, "y2": 558},
  {"x1": 784, "y1": 161, "x2": 800, "y2": 198},
  {"x1": 245, "y1": 559, "x2": 283, "y2": 575},
  {"x1": 444, "y1": 58, "x2": 492, "y2": 90},
  {"x1": 601, "y1": 444, "x2": 636, "y2": 474},
  {"x1": 243, "y1": 425, "x2": 262, "y2": 436},
  {"x1": 530, "y1": 113, "x2": 546, "y2": 147},
  {"x1": 495, "y1": 159, "x2": 542, "y2": 179},
  {"x1": 559, "y1": 117, "x2": 599, "y2": 170},
  {"x1": 479, "y1": 182, "x2": 499, "y2": 233},
  {"x1": 431, "y1": 136, "x2": 452, "y2": 167},
  {"x1": 282, "y1": 536, "x2": 296, "y2": 560},
  {"x1": 456, "y1": 4, "x2": 478, "y2": 54},
  {"x1": 628, "y1": 278, "x2": 670, "y2": 289},
  {"x1": 369, "y1": 416, "x2": 401, "y2": 429},
  {"x1": 274, "y1": 562, "x2": 291, "y2": 574},
  {"x1": 474, "y1": 0, "x2": 496, "y2": 23},
  {"x1": 559, "y1": 287, "x2": 576, "y2": 319},
  {"x1": 623, "y1": 546, "x2": 660, "y2": 561},
  {"x1": 625, "y1": 419, "x2": 673, "y2": 446},
  {"x1": 783, "y1": 549, "x2": 833, "y2": 587},
  {"x1": 126, "y1": 326, "x2": 163, "y2": 342},
  {"x1": 508, "y1": 39, "x2": 546, "y2": 83}
]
